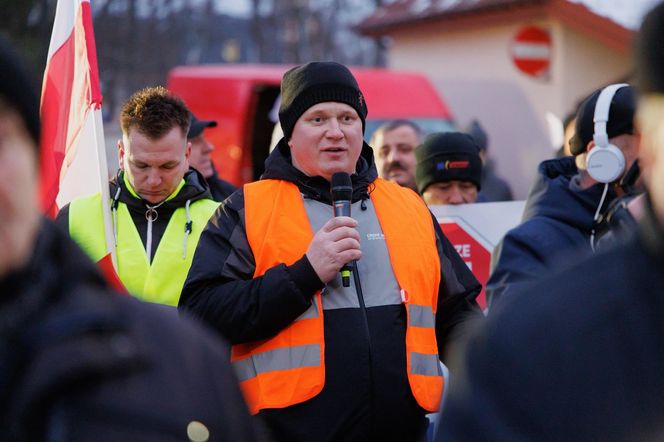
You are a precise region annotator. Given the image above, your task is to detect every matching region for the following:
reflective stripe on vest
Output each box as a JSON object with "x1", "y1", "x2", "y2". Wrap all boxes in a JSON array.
[
  {"x1": 238, "y1": 178, "x2": 442, "y2": 414},
  {"x1": 370, "y1": 179, "x2": 443, "y2": 411},
  {"x1": 237, "y1": 180, "x2": 325, "y2": 415},
  {"x1": 69, "y1": 192, "x2": 219, "y2": 306}
]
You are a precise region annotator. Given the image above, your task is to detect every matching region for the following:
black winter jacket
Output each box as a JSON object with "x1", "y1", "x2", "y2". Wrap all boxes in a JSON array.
[
  {"x1": 207, "y1": 167, "x2": 237, "y2": 202},
  {"x1": 0, "y1": 220, "x2": 256, "y2": 441},
  {"x1": 180, "y1": 140, "x2": 482, "y2": 441},
  {"x1": 487, "y1": 157, "x2": 616, "y2": 308},
  {"x1": 438, "y1": 195, "x2": 664, "y2": 441}
]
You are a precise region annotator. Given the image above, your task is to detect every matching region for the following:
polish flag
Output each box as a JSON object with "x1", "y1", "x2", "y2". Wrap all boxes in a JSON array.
[{"x1": 40, "y1": 0, "x2": 121, "y2": 281}]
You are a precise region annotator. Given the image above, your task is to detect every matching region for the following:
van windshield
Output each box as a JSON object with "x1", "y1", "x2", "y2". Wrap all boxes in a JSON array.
[{"x1": 364, "y1": 118, "x2": 457, "y2": 144}]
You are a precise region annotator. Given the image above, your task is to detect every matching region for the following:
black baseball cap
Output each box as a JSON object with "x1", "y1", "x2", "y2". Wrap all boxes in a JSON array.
[
  {"x1": 569, "y1": 85, "x2": 635, "y2": 156},
  {"x1": 187, "y1": 114, "x2": 217, "y2": 140}
]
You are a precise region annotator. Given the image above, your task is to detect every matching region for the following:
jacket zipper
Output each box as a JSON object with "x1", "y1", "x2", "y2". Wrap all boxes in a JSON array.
[{"x1": 352, "y1": 261, "x2": 375, "y2": 433}]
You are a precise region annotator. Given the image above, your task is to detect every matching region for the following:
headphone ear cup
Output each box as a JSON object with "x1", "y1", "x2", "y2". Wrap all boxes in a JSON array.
[{"x1": 586, "y1": 143, "x2": 625, "y2": 183}]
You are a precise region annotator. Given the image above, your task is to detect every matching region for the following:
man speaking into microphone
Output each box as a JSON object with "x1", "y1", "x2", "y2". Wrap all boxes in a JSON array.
[{"x1": 180, "y1": 61, "x2": 482, "y2": 442}]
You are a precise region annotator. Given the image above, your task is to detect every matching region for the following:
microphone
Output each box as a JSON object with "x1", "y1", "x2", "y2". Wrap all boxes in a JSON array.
[{"x1": 331, "y1": 172, "x2": 353, "y2": 287}]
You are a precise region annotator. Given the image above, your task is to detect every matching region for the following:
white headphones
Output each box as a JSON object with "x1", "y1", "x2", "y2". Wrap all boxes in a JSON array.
[{"x1": 586, "y1": 83, "x2": 628, "y2": 183}]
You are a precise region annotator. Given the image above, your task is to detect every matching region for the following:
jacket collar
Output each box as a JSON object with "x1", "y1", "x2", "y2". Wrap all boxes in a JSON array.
[
  {"x1": 261, "y1": 138, "x2": 379, "y2": 204},
  {"x1": 522, "y1": 157, "x2": 617, "y2": 232},
  {"x1": 111, "y1": 168, "x2": 212, "y2": 211}
]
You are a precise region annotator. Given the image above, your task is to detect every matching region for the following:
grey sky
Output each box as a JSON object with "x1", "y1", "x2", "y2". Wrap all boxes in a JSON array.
[{"x1": 214, "y1": 0, "x2": 661, "y2": 30}]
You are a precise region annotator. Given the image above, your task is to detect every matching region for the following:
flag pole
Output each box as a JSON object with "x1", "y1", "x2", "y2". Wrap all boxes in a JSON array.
[{"x1": 91, "y1": 107, "x2": 117, "y2": 269}]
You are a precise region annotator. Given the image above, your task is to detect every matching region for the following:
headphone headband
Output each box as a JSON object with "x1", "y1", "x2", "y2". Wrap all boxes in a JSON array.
[{"x1": 593, "y1": 83, "x2": 629, "y2": 147}]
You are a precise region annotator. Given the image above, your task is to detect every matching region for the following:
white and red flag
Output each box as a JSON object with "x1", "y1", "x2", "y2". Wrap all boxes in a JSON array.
[{"x1": 40, "y1": 0, "x2": 122, "y2": 286}]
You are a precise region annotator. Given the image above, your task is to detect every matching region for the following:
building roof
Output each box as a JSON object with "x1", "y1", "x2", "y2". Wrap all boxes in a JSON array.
[{"x1": 358, "y1": 0, "x2": 634, "y2": 54}]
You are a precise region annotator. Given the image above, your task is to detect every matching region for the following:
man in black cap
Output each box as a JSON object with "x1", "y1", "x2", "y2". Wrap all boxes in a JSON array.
[
  {"x1": 187, "y1": 114, "x2": 237, "y2": 201},
  {"x1": 486, "y1": 83, "x2": 639, "y2": 308},
  {"x1": 415, "y1": 132, "x2": 483, "y2": 205},
  {"x1": 0, "y1": 36, "x2": 256, "y2": 440},
  {"x1": 180, "y1": 61, "x2": 482, "y2": 441},
  {"x1": 437, "y1": 3, "x2": 664, "y2": 440}
]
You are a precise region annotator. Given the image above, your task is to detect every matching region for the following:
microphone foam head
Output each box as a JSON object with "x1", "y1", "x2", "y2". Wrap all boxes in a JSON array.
[{"x1": 331, "y1": 172, "x2": 353, "y2": 200}]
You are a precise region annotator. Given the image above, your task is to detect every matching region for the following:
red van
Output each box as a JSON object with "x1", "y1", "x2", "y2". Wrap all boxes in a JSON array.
[{"x1": 167, "y1": 64, "x2": 454, "y2": 186}]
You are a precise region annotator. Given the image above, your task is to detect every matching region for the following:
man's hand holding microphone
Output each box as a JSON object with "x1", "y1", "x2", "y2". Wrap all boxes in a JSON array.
[{"x1": 305, "y1": 173, "x2": 361, "y2": 286}]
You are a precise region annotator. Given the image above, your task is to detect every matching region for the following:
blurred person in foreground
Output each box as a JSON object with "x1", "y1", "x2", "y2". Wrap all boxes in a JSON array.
[
  {"x1": 0, "y1": 37, "x2": 255, "y2": 441},
  {"x1": 370, "y1": 119, "x2": 422, "y2": 191},
  {"x1": 56, "y1": 87, "x2": 219, "y2": 306},
  {"x1": 415, "y1": 132, "x2": 482, "y2": 205},
  {"x1": 187, "y1": 114, "x2": 237, "y2": 201},
  {"x1": 437, "y1": 3, "x2": 664, "y2": 440},
  {"x1": 179, "y1": 61, "x2": 482, "y2": 441},
  {"x1": 486, "y1": 83, "x2": 639, "y2": 308},
  {"x1": 465, "y1": 119, "x2": 513, "y2": 202}
]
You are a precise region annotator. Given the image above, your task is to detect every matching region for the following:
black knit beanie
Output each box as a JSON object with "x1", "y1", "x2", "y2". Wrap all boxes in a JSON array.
[
  {"x1": 635, "y1": 2, "x2": 664, "y2": 95},
  {"x1": 279, "y1": 61, "x2": 368, "y2": 140},
  {"x1": 415, "y1": 132, "x2": 482, "y2": 194},
  {"x1": 569, "y1": 85, "x2": 635, "y2": 156},
  {"x1": 0, "y1": 36, "x2": 41, "y2": 147}
]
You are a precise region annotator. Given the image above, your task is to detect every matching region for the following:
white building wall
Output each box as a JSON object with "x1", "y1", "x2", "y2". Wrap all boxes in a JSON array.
[{"x1": 385, "y1": 19, "x2": 631, "y2": 199}]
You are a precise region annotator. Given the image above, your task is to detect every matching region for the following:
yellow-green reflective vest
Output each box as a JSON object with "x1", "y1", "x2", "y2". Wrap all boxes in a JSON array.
[{"x1": 69, "y1": 192, "x2": 219, "y2": 306}]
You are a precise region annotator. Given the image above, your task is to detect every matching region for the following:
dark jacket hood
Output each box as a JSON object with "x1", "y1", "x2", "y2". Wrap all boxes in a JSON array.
[
  {"x1": 110, "y1": 168, "x2": 212, "y2": 211},
  {"x1": 261, "y1": 138, "x2": 378, "y2": 204},
  {"x1": 522, "y1": 157, "x2": 616, "y2": 231}
]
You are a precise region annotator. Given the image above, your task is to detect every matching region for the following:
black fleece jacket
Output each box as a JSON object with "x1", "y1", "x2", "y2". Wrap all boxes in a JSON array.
[
  {"x1": 1, "y1": 220, "x2": 256, "y2": 441},
  {"x1": 179, "y1": 140, "x2": 482, "y2": 441}
]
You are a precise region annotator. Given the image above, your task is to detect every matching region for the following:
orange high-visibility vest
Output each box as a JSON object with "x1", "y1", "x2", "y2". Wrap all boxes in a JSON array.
[{"x1": 235, "y1": 178, "x2": 442, "y2": 415}]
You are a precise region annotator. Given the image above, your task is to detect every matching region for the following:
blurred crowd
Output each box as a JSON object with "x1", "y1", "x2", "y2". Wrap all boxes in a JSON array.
[{"x1": 2, "y1": 1, "x2": 664, "y2": 441}]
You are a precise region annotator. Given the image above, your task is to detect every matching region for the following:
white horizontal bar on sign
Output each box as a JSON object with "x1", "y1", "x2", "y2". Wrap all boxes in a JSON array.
[{"x1": 511, "y1": 43, "x2": 551, "y2": 59}]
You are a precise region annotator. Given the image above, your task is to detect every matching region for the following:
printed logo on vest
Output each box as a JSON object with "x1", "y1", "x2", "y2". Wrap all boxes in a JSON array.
[{"x1": 366, "y1": 233, "x2": 385, "y2": 241}]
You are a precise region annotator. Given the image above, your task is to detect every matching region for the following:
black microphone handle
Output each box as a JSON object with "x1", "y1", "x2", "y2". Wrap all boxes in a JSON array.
[{"x1": 332, "y1": 199, "x2": 352, "y2": 286}]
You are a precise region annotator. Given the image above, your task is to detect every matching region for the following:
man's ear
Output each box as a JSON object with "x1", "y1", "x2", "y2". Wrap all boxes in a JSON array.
[
  {"x1": 117, "y1": 139, "x2": 125, "y2": 170},
  {"x1": 585, "y1": 140, "x2": 596, "y2": 154},
  {"x1": 184, "y1": 141, "x2": 192, "y2": 167}
]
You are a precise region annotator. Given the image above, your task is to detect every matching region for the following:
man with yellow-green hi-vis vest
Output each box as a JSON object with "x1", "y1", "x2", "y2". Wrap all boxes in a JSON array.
[{"x1": 56, "y1": 87, "x2": 219, "y2": 306}]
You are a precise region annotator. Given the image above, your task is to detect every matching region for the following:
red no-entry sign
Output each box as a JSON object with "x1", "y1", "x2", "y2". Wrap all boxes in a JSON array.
[
  {"x1": 510, "y1": 26, "x2": 551, "y2": 79},
  {"x1": 441, "y1": 222, "x2": 491, "y2": 310},
  {"x1": 430, "y1": 201, "x2": 526, "y2": 312}
]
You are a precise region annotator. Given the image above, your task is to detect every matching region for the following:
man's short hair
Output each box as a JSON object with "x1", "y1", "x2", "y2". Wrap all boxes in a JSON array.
[
  {"x1": 370, "y1": 119, "x2": 422, "y2": 146},
  {"x1": 120, "y1": 86, "x2": 191, "y2": 139}
]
